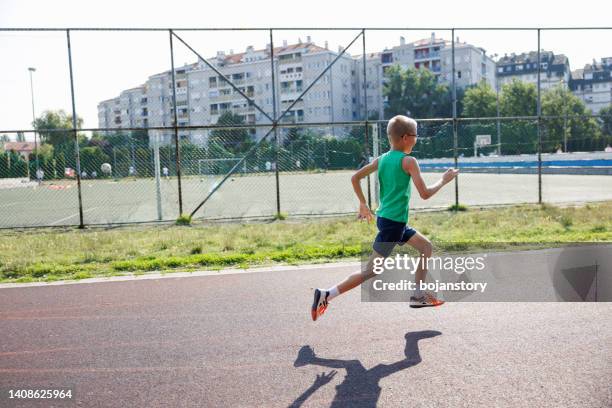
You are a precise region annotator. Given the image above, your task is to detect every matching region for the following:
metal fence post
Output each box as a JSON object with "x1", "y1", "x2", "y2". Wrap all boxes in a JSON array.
[
  {"x1": 169, "y1": 30, "x2": 184, "y2": 216},
  {"x1": 451, "y1": 28, "x2": 459, "y2": 207},
  {"x1": 362, "y1": 29, "x2": 371, "y2": 208},
  {"x1": 270, "y1": 29, "x2": 281, "y2": 218},
  {"x1": 537, "y1": 29, "x2": 542, "y2": 204},
  {"x1": 66, "y1": 29, "x2": 85, "y2": 229},
  {"x1": 153, "y1": 133, "x2": 163, "y2": 221},
  {"x1": 372, "y1": 122, "x2": 380, "y2": 207}
]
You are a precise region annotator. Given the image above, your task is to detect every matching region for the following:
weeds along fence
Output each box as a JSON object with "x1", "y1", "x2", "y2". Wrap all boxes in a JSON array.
[{"x1": 1, "y1": 27, "x2": 611, "y2": 228}]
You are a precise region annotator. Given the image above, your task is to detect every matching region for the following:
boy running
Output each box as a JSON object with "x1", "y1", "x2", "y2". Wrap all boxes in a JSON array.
[{"x1": 312, "y1": 115, "x2": 459, "y2": 321}]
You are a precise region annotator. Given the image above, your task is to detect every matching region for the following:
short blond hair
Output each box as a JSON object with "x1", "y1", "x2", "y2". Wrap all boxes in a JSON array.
[{"x1": 387, "y1": 115, "x2": 417, "y2": 141}]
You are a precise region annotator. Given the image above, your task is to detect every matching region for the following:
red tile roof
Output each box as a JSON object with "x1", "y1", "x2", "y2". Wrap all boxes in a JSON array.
[
  {"x1": 220, "y1": 42, "x2": 329, "y2": 65},
  {"x1": 3, "y1": 142, "x2": 35, "y2": 152}
]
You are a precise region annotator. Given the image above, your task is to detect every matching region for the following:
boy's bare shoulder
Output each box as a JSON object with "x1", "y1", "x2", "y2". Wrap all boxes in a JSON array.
[
  {"x1": 401, "y1": 155, "x2": 419, "y2": 173},
  {"x1": 402, "y1": 155, "x2": 418, "y2": 166}
]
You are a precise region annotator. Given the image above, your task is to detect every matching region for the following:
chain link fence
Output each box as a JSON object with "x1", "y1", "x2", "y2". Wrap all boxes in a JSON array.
[{"x1": 1, "y1": 28, "x2": 611, "y2": 228}]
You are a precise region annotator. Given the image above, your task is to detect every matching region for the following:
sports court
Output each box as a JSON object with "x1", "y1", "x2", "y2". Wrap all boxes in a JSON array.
[{"x1": 1, "y1": 170, "x2": 611, "y2": 228}]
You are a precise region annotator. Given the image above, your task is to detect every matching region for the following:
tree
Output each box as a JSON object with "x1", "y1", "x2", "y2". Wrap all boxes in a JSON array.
[
  {"x1": 599, "y1": 104, "x2": 612, "y2": 136},
  {"x1": 348, "y1": 112, "x2": 379, "y2": 146},
  {"x1": 495, "y1": 80, "x2": 539, "y2": 154},
  {"x1": 499, "y1": 79, "x2": 537, "y2": 117},
  {"x1": 462, "y1": 81, "x2": 497, "y2": 118},
  {"x1": 542, "y1": 86, "x2": 601, "y2": 152},
  {"x1": 1, "y1": 134, "x2": 10, "y2": 143},
  {"x1": 28, "y1": 143, "x2": 56, "y2": 179},
  {"x1": 0, "y1": 150, "x2": 28, "y2": 178},
  {"x1": 209, "y1": 111, "x2": 253, "y2": 155},
  {"x1": 383, "y1": 66, "x2": 451, "y2": 119},
  {"x1": 79, "y1": 146, "x2": 110, "y2": 175},
  {"x1": 33, "y1": 110, "x2": 83, "y2": 150},
  {"x1": 383, "y1": 66, "x2": 406, "y2": 118}
]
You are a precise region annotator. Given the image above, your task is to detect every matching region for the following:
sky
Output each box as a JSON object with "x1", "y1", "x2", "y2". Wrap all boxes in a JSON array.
[{"x1": 1, "y1": 0, "x2": 611, "y2": 139}]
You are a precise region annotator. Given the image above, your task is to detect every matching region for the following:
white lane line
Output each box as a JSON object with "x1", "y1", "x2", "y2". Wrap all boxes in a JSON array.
[{"x1": 49, "y1": 207, "x2": 98, "y2": 226}]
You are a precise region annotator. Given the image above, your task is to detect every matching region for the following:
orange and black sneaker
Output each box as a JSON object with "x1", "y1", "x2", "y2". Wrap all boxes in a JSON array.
[
  {"x1": 409, "y1": 292, "x2": 445, "y2": 308},
  {"x1": 311, "y1": 289, "x2": 330, "y2": 321}
]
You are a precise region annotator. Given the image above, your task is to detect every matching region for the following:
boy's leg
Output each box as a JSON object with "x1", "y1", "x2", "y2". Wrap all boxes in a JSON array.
[
  {"x1": 311, "y1": 250, "x2": 385, "y2": 321},
  {"x1": 404, "y1": 231, "x2": 433, "y2": 290},
  {"x1": 335, "y1": 250, "x2": 385, "y2": 294},
  {"x1": 405, "y1": 231, "x2": 444, "y2": 307}
]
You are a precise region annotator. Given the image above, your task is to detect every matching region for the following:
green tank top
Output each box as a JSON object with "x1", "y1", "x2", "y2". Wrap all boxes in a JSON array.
[{"x1": 376, "y1": 150, "x2": 412, "y2": 223}]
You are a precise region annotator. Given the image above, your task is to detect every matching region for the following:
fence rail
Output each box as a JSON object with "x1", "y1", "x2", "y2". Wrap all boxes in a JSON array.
[{"x1": 1, "y1": 27, "x2": 611, "y2": 228}]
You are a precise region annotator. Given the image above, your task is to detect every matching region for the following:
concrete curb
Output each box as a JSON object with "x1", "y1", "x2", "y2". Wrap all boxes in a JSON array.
[{"x1": 0, "y1": 261, "x2": 361, "y2": 290}]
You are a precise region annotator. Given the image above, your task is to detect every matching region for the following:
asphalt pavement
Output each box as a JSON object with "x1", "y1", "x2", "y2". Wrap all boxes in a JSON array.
[{"x1": 1, "y1": 263, "x2": 611, "y2": 407}]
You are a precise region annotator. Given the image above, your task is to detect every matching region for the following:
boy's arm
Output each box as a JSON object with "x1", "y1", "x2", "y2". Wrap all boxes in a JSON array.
[
  {"x1": 351, "y1": 158, "x2": 378, "y2": 221},
  {"x1": 402, "y1": 156, "x2": 458, "y2": 200}
]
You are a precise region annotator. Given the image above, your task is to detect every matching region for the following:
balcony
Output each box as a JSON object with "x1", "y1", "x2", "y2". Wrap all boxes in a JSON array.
[
  {"x1": 280, "y1": 116, "x2": 296, "y2": 124},
  {"x1": 233, "y1": 105, "x2": 256, "y2": 114},
  {"x1": 278, "y1": 55, "x2": 302, "y2": 64},
  {"x1": 279, "y1": 72, "x2": 303, "y2": 82},
  {"x1": 279, "y1": 112, "x2": 304, "y2": 124},
  {"x1": 211, "y1": 91, "x2": 254, "y2": 102},
  {"x1": 279, "y1": 87, "x2": 304, "y2": 95},
  {"x1": 414, "y1": 50, "x2": 440, "y2": 61},
  {"x1": 219, "y1": 78, "x2": 246, "y2": 87},
  {"x1": 280, "y1": 99, "x2": 304, "y2": 110},
  {"x1": 210, "y1": 108, "x2": 232, "y2": 117}
]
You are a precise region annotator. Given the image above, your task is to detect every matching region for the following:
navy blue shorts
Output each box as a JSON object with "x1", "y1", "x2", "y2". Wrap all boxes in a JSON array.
[{"x1": 373, "y1": 216, "x2": 417, "y2": 257}]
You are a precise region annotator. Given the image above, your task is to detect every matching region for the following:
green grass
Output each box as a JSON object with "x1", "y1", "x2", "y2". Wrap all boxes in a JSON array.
[{"x1": 0, "y1": 201, "x2": 610, "y2": 283}]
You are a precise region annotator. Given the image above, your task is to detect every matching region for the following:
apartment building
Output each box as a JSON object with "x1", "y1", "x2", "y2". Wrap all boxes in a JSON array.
[
  {"x1": 495, "y1": 51, "x2": 571, "y2": 91},
  {"x1": 356, "y1": 33, "x2": 496, "y2": 119},
  {"x1": 357, "y1": 51, "x2": 385, "y2": 119},
  {"x1": 440, "y1": 41, "x2": 497, "y2": 89},
  {"x1": 570, "y1": 57, "x2": 612, "y2": 113},
  {"x1": 98, "y1": 86, "x2": 148, "y2": 132},
  {"x1": 98, "y1": 39, "x2": 358, "y2": 145}
]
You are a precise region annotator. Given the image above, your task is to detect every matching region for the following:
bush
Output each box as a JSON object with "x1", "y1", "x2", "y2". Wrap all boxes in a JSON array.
[
  {"x1": 448, "y1": 204, "x2": 468, "y2": 212},
  {"x1": 176, "y1": 214, "x2": 192, "y2": 226}
]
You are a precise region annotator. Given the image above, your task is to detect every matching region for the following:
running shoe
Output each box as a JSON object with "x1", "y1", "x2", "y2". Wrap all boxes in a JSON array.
[
  {"x1": 311, "y1": 289, "x2": 330, "y2": 321},
  {"x1": 409, "y1": 292, "x2": 445, "y2": 308}
]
